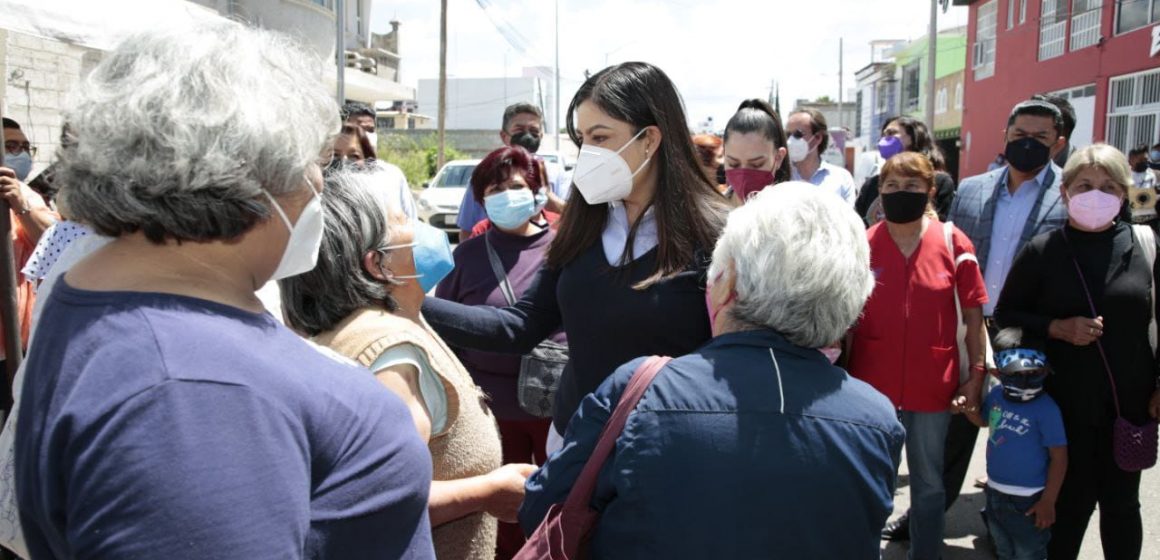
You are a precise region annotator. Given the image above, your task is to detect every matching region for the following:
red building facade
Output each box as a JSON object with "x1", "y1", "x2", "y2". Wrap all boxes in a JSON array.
[{"x1": 959, "y1": 0, "x2": 1160, "y2": 177}]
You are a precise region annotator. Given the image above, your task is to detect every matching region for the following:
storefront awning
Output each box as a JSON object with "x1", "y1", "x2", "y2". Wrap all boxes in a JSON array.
[{"x1": 935, "y1": 126, "x2": 962, "y2": 141}]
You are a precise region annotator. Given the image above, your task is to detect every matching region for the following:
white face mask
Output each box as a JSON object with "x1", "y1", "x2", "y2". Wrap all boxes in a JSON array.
[
  {"x1": 787, "y1": 136, "x2": 811, "y2": 163},
  {"x1": 264, "y1": 176, "x2": 325, "y2": 281},
  {"x1": 571, "y1": 127, "x2": 651, "y2": 205}
]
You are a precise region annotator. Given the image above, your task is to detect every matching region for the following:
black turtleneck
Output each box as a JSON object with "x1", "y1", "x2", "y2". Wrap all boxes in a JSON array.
[{"x1": 995, "y1": 221, "x2": 1159, "y2": 426}]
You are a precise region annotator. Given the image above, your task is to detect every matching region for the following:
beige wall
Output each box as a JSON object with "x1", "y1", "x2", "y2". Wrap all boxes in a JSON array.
[{"x1": 934, "y1": 72, "x2": 964, "y2": 134}]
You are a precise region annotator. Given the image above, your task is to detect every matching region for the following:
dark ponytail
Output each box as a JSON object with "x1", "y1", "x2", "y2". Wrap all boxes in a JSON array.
[{"x1": 723, "y1": 99, "x2": 792, "y2": 184}]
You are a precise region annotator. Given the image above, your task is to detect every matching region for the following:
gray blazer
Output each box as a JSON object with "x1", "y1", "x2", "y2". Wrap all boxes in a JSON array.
[{"x1": 948, "y1": 164, "x2": 1068, "y2": 272}]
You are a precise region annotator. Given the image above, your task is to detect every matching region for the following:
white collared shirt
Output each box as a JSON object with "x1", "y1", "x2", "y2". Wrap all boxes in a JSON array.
[{"x1": 602, "y1": 202, "x2": 658, "y2": 265}]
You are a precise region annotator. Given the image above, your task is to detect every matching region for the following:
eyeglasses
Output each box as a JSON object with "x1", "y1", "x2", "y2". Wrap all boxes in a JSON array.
[{"x1": 4, "y1": 141, "x2": 35, "y2": 157}]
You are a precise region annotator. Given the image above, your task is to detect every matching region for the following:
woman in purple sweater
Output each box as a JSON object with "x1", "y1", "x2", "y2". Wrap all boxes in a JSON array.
[{"x1": 435, "y1": 146, "x2": 567, "y2": 559}]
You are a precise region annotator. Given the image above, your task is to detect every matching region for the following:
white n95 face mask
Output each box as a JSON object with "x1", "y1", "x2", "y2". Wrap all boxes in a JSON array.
[
  {"x1": 571, "y1": 127, "x2": 651, "y2": 205},
  {"x1": 265, "y1": 176, "x2": 326, "y2": 281},
  {"x1": 787, "y1": 136, "x2": 811, "y2": 163}
]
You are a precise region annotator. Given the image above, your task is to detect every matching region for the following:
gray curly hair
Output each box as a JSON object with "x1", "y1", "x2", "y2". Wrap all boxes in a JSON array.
[{"x1": 56, "y1": 21, "x2": 338, "y2": 243}]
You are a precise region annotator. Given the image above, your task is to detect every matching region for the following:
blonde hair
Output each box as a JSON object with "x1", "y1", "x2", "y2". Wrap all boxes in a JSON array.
[{"x1": 1062, "y1": 144, "x2": 1131, "y2": 195}]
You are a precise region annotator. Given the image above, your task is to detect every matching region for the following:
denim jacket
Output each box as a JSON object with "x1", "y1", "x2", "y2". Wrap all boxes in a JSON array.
[{"x1": 519, "y1": 329, "x2": 905, "y2": 559}]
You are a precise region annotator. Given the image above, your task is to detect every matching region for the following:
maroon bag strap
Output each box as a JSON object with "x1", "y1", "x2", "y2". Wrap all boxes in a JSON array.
[{"x1": 560, "y1": 355, "x2": 672, "y2": 513}]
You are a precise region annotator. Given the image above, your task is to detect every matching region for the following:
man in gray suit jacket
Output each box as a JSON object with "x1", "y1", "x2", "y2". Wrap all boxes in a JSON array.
[{"x1": 884, "y1": 99, "x2": 1070, "y2": 542}]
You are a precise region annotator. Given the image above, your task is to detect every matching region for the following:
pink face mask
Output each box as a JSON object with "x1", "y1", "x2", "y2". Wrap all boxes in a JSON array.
[
  {"x1": 818, "y1": 347, "x2": 842, "y2": 364},
  {"x1": 725, "y1": 168, "x2": 775, "y2": 201},
  {"x1": 1066, "y1": 189, "x2": 1123, "y2": 230}
]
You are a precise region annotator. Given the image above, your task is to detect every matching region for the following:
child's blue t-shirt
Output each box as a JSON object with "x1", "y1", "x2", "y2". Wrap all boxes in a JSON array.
[{"x1": 983, "y1": 385, "x2": 1067, "y2": 491}]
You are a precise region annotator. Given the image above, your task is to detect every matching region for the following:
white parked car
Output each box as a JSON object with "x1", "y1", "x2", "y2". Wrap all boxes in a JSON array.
[{"x1": 417, "y1": 159, "x2": 480, "y2": 236}]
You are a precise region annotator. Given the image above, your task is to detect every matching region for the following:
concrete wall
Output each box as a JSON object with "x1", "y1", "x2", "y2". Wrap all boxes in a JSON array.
[
  {"x1": 417, "y1": 76, "x2": 547, "y2": 131},
  {"x1": 0, "y1": 29, "x2": 102, "y2": 177}
]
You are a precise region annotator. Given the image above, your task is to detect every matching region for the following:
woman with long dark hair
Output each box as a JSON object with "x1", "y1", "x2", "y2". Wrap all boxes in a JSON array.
[
  {"x1": 422, "y1": 62, "x2": 730, "y2": 448},
  {"x1": 856, "y1": 116, "x2": 956, "y2": 223},
  {"x1": 721, "y1": 98, "x2": 792, "y2": 204}
]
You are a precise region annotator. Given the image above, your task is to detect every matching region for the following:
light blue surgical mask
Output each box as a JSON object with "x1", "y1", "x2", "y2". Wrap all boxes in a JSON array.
[
  {"x1": 484, "y1": 188, "x2": 544, "y2": 230},
  {"x1": 381, "y1": 221, "x2": 455, "y2": 293},
  {"x1": 6, "y1": 151, "x2": 32, "y2": 181}
]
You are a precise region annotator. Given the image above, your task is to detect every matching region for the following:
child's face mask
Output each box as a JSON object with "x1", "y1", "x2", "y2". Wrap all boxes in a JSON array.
[{"x1": 995, "y1": 348, "x2": 1050, "y2": 403}]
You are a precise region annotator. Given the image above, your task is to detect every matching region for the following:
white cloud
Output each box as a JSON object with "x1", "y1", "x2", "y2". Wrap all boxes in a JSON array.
[{"x1": 372, "y1": 0, "x2": 969, "y2": 131}]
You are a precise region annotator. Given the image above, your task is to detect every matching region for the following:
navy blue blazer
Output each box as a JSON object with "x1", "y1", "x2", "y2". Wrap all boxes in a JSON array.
[{"x1": 948, "y1": 164, "x2": 1068, "y2": 271}]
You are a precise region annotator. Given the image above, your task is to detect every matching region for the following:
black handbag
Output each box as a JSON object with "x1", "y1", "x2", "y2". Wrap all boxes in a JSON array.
[{"x1": 485, "y1": 235, "x2": 568, "y2": 418}]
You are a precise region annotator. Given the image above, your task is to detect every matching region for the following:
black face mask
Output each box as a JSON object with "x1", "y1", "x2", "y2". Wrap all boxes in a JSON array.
[
  {"x1": 510, "y1": 131, "x2": 541, "y2": 154},
  {"x1": 716, "y1": 163, "x2": 727, "y2": 185},
  {"x1": 1133, "y1": 162, "x2": 1150, "y2": 173},
  {"x1": 1004, "y1": 137, "x2": 1052, "y2": 173},
  {"x1": 880, "y1": 191, "x2": 929, "y2": 223}
]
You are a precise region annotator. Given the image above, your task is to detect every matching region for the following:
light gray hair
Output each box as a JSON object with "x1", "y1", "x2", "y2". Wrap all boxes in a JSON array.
[
  {"x1": 56, "y1": 21, "x2": 338, "y2": 243},
  {"x1": 709, "y1": 182, "x2": 874, "y2": 348},
  {"x1": 1061, "y1": 143, "x2": 1132, "y2": 196},
  {"x1": 279, "y1": 169, "x2": 400, "y2": 336}
]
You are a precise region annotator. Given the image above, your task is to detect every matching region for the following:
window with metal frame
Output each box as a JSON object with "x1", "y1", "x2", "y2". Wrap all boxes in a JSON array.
[
  {"x1": 974, "y1": 0, "x2": 998, "y2": 80},
  {"x1": 1040, "y1": 0, "x2": 1069, "y2": 60},
  {"x1": 1106, "y1": 68, "x2": 1160, "y2": 153},
  {"x1": 1115, "y1": 0, "x2": 1160, "y2": 34},
  {"x1": 1070, "y1": 0, "x2": 1103, "y2": 51}
]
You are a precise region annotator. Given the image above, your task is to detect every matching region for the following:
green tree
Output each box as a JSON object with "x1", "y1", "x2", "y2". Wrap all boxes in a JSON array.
[{"x1": 377, "y1": 134, "x2": 465, "y2": 190}]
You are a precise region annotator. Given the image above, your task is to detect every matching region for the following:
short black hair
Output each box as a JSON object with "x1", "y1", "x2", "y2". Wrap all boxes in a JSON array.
[
  {"x1": 1031, "y1": 94, "x2": 1075, "y2": 138},
  {"x1": 1007, "y1": 99, "x2": 1064, "y2": 137},
  {"x1": 1129, "y1": 144, "x2": 1150, "y2": 158},
  {"x1": 501, "y1": 102, "x2": 543, "y2": 133},
  {"x1": 341, "y1": 102, "x2": 374, "y2": 121},
  {"x1": 2, "y1": 118, "x2": 20, "y2": 130}
]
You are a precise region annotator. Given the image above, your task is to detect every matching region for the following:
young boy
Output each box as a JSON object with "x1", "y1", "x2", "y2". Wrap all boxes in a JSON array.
[{"x1": 964, "y1": 329, "x2": 1067, "y2": 560}]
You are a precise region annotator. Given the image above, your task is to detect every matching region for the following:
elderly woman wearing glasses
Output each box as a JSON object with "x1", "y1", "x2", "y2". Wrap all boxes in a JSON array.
[{"x1": 280, "y1": 170, "x2": 529, "y2": 560}]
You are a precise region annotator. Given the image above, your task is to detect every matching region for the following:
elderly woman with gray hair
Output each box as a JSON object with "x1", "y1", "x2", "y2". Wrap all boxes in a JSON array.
[
  {"x1": 517, "y1": 183, "x2": 905, "y2": 558},
  {"x1": 279, "y1": 170, "x2": 523, "y2": 560},
  {"x1": 13, "y1": 23, "x2": 435, "y2": 559}
]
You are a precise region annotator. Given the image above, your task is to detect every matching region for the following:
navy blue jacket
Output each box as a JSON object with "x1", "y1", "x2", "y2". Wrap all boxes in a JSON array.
[{"x1": 519, "y1": 329, "x2": 905, "y2": 559}]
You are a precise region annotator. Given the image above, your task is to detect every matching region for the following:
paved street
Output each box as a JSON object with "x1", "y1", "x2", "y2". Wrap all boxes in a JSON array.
[{"x1": 882, "y1": 425, "x2": 1160, "y2": 559}]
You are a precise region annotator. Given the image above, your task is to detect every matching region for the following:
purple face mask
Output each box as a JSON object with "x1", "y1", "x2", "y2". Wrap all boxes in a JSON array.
[{"x1": 878, "y1": 136, "x2": 904, "y2": 160}]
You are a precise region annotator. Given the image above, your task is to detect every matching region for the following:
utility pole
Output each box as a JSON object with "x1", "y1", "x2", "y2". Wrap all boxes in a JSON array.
[
  {"x1": 925, "y1": 0, "x2": 937, "y2": 131},
  {"x1": 0, "y1": 105, "x2": 20, "y2": 414},
  {"x1": 335, "y1": 0, "x2": 345, "y2": 104},
  {"x1": 437, "y1": 0, "x2": 447, "y2": 170},
  {"x1": 554, "y1": 0, "x2": 561, "y2": 151},
  {"x1": 838, "y1": 37, "x2": 844, "y2": 131}
]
